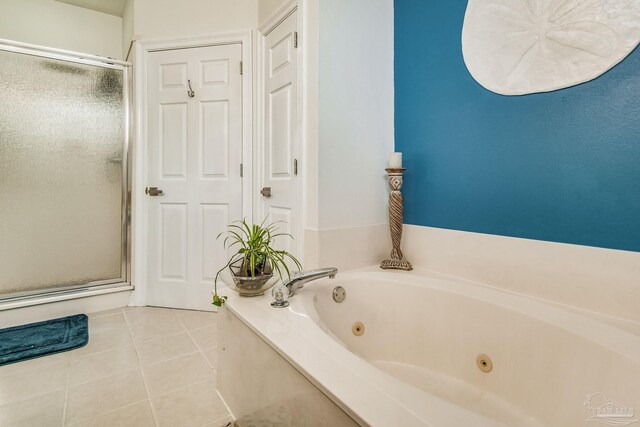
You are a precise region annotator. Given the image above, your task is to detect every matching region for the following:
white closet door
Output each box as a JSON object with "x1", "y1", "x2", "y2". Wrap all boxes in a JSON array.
[
  {"x1": 146, "y1": 44, "x2": 243, "y2": 310},
  {"x1": 261, "y1": 11, "x2": 300, "y2": 257}
]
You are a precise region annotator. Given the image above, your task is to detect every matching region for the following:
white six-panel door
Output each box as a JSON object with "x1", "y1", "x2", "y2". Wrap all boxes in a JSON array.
[
  {"x1": 146, "y1": 44, "x2": 243, "y2": 310},
  {"x1": 260, "y1": 11, "x2": 300, "y2": 256}
]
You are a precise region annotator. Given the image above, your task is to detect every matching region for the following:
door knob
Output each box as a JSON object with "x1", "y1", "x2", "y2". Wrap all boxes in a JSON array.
[
  {"x1": 145, "y1": 187, "x2": 163, "y2": 196},
  {"x1": 260, "y1": 187, "x2": 272, "y2": 198}
]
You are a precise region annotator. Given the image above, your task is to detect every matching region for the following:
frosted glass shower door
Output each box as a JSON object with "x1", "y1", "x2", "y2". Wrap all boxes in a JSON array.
[{"x1": 0, "y1": 47, "x2": 128, "y2": 298}]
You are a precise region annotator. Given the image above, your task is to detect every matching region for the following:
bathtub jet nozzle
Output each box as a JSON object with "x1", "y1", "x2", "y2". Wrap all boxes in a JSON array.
[{"x1": 283, "y1": 267, "x2": 338, "y2": 297}]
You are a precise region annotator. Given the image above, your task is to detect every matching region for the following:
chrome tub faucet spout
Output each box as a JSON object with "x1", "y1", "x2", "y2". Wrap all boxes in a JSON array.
[{"x1": 283, "y1": 268, "x2": 338, "y2": 296}]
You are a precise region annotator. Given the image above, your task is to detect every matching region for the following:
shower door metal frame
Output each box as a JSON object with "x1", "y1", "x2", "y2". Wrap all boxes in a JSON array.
[{"x1": 0, "y1": 38, "x2": 133, "y2": 304}]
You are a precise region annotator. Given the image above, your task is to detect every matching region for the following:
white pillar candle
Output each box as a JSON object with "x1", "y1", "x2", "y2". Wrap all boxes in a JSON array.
[{"x1": 389, "y1": 152, "x2": 403, "y2": 169}]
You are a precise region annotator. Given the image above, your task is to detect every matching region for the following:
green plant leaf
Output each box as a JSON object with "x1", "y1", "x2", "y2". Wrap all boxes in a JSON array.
[
  {"x1": 212, "y1": 294, "x2": 226, "y2": 307},
  {"x1": 213, "y1": 217, "x2": 302, "y2": 294}
]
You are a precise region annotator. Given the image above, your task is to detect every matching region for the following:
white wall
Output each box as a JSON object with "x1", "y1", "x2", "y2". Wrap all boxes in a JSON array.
[
  {"x1": 133, "y1": 0, "x2": 258, "y2": 41},
  {"x1": 300, "y1": 0, "x2": 394, "y2": 271},
  {"x1": 259, "y1": 0, "x2": 289, "y2": 25},
  {"x1": 0, "y1": 0, "x2": 122, "y2": 59},
  {"x1": 122, "y1": 0, "x2": 134, "y2": 59},
  {"x1": 318, "y1": 0, "x2": 394, "y2": 230}
]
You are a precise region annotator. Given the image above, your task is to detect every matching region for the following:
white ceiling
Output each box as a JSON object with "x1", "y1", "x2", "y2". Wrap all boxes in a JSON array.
[{"x1": 55, "y1": 0, "x2": 127, "y2": 17}]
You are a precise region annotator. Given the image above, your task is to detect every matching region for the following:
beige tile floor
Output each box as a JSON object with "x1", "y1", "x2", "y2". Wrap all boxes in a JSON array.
[{"x1": 0, "y1": 307, "x2": 234, "y2": 427}]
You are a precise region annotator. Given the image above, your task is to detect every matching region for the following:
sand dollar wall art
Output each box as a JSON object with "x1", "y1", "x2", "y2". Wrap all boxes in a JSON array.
[{"x1": 462, "y1": 0, "x2": 640, "y2": 95}]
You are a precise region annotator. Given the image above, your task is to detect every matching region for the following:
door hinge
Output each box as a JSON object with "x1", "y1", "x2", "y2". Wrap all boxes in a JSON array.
[
  {"x1": 240, "y1": 61, "x2": 243, "y2": 75},
  {"x1": 294, "y1": 32, "x2": 298, "y2": 48},
  {"x1": 240, "y1": 163, "x2": 243, "y2": 177},
  {"x1": 294, "y1": 159, "x2": 298, "y2": 175}
]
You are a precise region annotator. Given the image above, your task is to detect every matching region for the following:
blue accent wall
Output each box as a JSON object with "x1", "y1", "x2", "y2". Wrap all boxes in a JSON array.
[{"x1": 394, "y1": 0, "x2": 640, "y2": 252}]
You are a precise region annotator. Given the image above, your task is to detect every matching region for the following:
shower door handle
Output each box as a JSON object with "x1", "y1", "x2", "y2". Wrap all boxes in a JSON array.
[{"x1": 145, "y1": 187, "x2": 163, "y2": 196}]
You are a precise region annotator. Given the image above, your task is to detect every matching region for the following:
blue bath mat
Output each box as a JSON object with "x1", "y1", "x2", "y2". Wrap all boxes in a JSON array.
[{"x1": 0, "y1": 314, "x2": 88, "y2": 365}]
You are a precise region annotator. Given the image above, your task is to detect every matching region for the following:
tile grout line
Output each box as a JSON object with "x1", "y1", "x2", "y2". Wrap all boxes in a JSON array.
[
  {"x1": 132, "y1": 318, "x2": 203, "y2": 367},
  {"x1": 0, "y1": 359, "x2": 69, "y2": 401},
  {"x1": 61, "y1": 355, "x2": 71, "y2": 427},
  {"x1": 153, "y1": 313, "x2": 230, "y2": 425},
  {"x1": 181, "y1": 319, "x2": 215, "y2": 369},
  {"x1": 76, "y1": 310, "x2": 132, "y2": 359},
  {"x1": 67, "y1": 337, "x2": 135, "y2": 365},
  {"x1": 181, "y1": 316, "x2": 234, "y2": 425},
  {"x1": 141, "y1": 349, "x2": 202, "y2": 368},
  {"x1": 64, "y1": 309, "x2": 147, "y2": 424},
  {"x1": 179, "y1": 316, "x2": 219, "y2": 373},
  {"x1": 214, "y1": 389, "x2": 236, "y2": 426},
  {"x1": 198, "y1": 412, "x2": 235, "y2": 427},
  {"x1": 66, "y1": 366, "x2": 142, "y2": 391},
  {"x1": 67, "y1": 398, "x2": 150, "y2": 427},
  {"x1": 123, "y1": 307, "x2": 161, "y2": 427},
  {"x1": 150, "y1": 377, "x2": 218, "y2": 400},
  {"x1": 87, "y1": 307, "x2": 126, "y2": 319},
  {"x1": 166, "y1": 317, "x2": 218, "y2": 375},
  {"x1": 63, "y1": 309, "x2": 126, "y2": 426},
  {"x1": 0, "y1": 387, "x2": 66, "y2": 409},
  {"x1": 0, "y1": 358, "x2": 71, "y2": 426},
  {"x1": 128, "y1": 317, "x2": 188, "y2": 344},
  {"x1": 141, "y1": 376, "x2": 231, "y2": 427},
  {"x1": 1, "y1": 308, "x2": 224, "y2": 426}
]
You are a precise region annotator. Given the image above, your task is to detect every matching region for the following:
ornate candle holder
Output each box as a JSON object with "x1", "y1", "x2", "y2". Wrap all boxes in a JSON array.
[{"x1": 380, "y1": 168, "x2": 413, "y2": 271}]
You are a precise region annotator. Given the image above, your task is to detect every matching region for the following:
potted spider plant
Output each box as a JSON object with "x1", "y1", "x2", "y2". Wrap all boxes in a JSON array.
[{"x1": 212, "y1": 218, "x2": 301, "y2": 306}]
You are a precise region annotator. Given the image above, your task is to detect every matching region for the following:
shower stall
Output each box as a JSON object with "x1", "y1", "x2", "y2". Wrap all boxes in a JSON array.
[{"x1": 0, "y1": 39, "x2": 131, "y2": 306}]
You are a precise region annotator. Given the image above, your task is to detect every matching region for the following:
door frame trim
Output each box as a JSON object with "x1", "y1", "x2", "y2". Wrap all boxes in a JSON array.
[
  {"x1": 132, "y1": 31, "x2": 254, "y2": 306},
  {"x1": 256, "y1": 1, "x2": 305, "y2": 266},
  {"x1": 258, "y1": 0, "x2": 298, "y2": 35}
]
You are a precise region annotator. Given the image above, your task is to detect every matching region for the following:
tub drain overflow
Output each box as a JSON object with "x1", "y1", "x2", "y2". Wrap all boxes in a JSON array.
[
  {"x1": 476, "y1": 354, "x2": 493, "y2": 373},
  {"x1": 352, "y1": 321, "x2": 365, "y2": 336},
  {"x1": 333, "y1": 286, "x2": 346, "y2": 303}
]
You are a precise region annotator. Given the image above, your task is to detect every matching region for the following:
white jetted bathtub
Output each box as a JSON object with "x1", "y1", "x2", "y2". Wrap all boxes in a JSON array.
[{"x1": 221, "y1": 268, "x2": 640, "y2": 426}]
